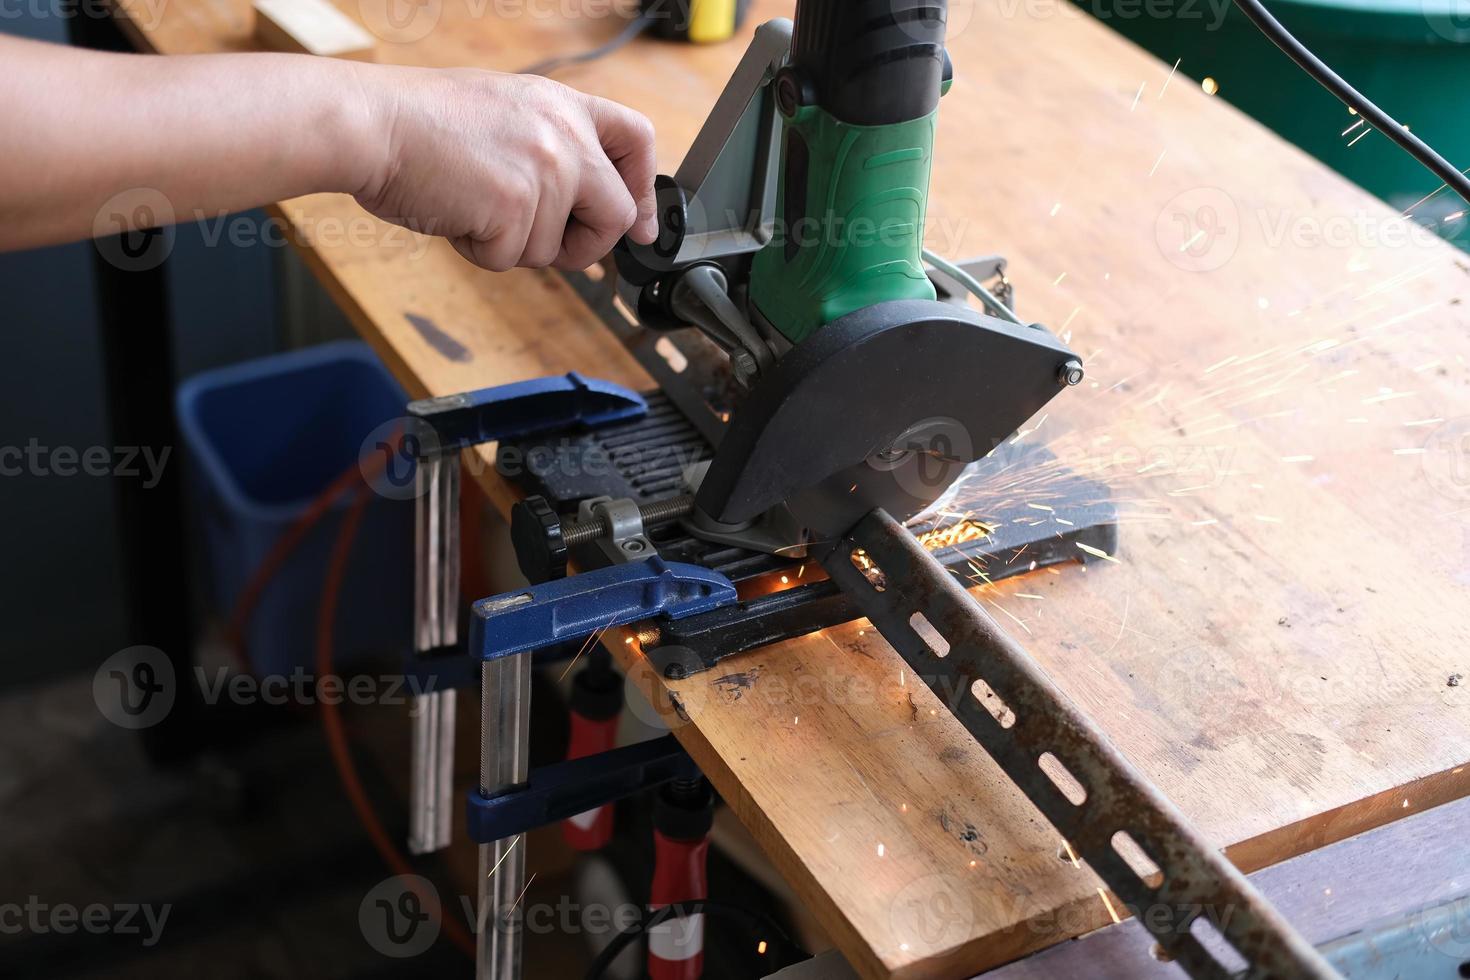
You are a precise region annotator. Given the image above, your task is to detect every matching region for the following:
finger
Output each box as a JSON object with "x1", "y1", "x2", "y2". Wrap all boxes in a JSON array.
[
  {"x1": 585, "y1": 96, "x2": 658, "y2": 245},
  {"x1": 555, "y1": 162, "x2": 638, "y2": 271},
  {"x1": 450, "y1": 215, "x2": 532, "y2": 273},
  {"x1": 518, "y1": 184, "x2": 571, "y2": 269}
]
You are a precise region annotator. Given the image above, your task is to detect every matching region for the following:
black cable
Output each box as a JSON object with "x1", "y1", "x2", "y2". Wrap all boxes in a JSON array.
[
  {"x1": 518, "y1": 7, "x2": 658, "y2": 77},
  {"x1": 583, "y1": 900, "x2": 809, "y2": 980},
  {"x1": 1229, "y1": 0, "x2": 1470, "y2": 208}
]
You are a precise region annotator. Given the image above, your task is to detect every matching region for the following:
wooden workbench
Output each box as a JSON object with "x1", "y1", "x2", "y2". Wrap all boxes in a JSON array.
[{"x1": 108, "y1": 1, "x2": 1470, "y2": 976}]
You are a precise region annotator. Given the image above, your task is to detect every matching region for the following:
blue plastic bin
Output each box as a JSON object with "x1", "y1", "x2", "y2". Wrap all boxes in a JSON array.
[{"x1": 177, "y1": 341, "x2": 414, "y2": 677}]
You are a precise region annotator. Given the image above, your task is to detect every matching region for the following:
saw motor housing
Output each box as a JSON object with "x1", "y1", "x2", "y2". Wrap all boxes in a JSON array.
[{"x1": 614, "y1": 1, "x2": 1081, "y2": 552}]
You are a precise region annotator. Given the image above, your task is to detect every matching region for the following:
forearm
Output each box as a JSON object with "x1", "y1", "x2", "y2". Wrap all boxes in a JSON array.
[{"x1": 0, "y1": 36, "x2": 382, "y2": 251}]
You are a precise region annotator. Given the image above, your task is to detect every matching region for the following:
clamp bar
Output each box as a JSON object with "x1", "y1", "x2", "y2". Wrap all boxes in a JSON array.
[
  {"x1": 471, "y1": 556, "x2": 739, "y2": 662},
  {"x1": 467, "y1": 734, "x2": 695, "y2": 844},
  {"x1": 407, "y1": 372, "x2": 647, "y2": 455}
]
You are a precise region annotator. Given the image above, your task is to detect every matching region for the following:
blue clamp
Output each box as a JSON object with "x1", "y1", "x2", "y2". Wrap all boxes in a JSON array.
[
  {"x1": 471, "y1": 556, "x2": 738, "y2": 662},
  {"x1": 407, "y1": 371, "x2": 646, "y2": 454},
  {"x1": 466, "y1": 735, "x2": 696, "y2": 844}
]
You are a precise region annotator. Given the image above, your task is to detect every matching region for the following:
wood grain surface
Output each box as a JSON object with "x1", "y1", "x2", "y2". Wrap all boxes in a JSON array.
[{"x1": 105, "y1": 1, "x2": 1470, "y2": 976}]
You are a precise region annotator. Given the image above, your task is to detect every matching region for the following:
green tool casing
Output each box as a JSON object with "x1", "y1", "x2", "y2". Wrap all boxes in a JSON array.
[{"x1": 749, "y1": 0, "x2": 951, "y2": 345}]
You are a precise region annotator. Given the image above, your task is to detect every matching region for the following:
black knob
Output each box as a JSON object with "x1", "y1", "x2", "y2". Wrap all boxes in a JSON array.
[{"x1": 510, "y1": 495, "x2": 568, "y2": 584}]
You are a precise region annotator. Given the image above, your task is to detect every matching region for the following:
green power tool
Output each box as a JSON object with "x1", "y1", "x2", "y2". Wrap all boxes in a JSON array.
[{"x1": 615, "y1": 0, "x2": 1080, "y2": 551}]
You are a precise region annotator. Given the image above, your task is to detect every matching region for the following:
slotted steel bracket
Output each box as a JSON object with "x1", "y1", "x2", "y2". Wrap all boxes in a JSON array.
[{"x1": 821, "y1": 508, "x2": 1341, "y2": 980}]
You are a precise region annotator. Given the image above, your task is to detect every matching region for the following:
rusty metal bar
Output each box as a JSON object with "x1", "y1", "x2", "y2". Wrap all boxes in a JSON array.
[{"x1": 821, "y1": 508, "x2": 1340, "y2": 980}]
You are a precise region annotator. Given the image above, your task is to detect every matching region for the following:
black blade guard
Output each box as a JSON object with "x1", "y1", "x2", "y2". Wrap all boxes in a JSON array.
[{"x1": 695, "y1": 299, "x2": 1079, "y2": 537}]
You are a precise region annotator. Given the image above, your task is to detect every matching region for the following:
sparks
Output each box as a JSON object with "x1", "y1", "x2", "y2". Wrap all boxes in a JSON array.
[
  {"x1": 918, "y1": 519, "x2": 996, "y2": 551},
  {"x1": 1098, "y1": 888, "x2": 1123, "y2": 923},
  {"x1": 1159, "y1": 58, "x2": 1180, "y2": 99},
  {"x1": 485, "y1": 835, "x2": 524, "y2": 879},
  {"x1": 1077, "y1": 542, "x2": 1120, "y2": 563},
  {"x1": 504, "y1": 872, "x2": 538, "y2": 920}
]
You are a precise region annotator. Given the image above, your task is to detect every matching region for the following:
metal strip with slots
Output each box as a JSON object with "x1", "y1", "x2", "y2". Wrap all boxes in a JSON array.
[{"x1": 821, "y1": 508, "x2": 1340, "y2": 980}]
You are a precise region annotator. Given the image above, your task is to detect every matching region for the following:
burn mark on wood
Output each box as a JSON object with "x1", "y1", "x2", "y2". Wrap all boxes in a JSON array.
[
  {"x1": 937, "y1": 807, "x2": 988, "y2": 854},
  {"x1": 405, "y1": 312, "x2": 471, "y2": 363},
  {"x1": 713, "y1": 666, "x2": 762, "y2": 701}
]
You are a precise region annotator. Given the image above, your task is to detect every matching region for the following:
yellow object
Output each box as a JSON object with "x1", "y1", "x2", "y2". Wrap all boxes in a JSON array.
[{"x1": 687, "y1": 0, "x2": 737, "y2": 43}]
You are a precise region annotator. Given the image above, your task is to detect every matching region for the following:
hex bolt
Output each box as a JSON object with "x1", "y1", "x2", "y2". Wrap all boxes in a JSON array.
[
  {"x1": 562, "y1": 495, "x2": 696, "y2": 548},
  {"x1": 1058, "y1": 359, "x2": 1085, "y2": 387}
]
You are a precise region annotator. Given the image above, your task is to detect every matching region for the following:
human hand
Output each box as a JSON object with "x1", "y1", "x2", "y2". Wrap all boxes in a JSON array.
[{"x1": 352, "y1": 67, "x2": 658, "y2": 272}]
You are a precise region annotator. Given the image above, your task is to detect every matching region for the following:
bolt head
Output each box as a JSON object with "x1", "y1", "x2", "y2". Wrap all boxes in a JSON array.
[
  {"x1": 1058, "y1": 360, "x2": 1085, "y2": 387},
  {"x1": 622, "y1": 539, "x2": 647, "y2": 553}
]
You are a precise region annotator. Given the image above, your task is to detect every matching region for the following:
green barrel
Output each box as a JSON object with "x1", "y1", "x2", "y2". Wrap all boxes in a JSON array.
[{"x1": 748, "y1": 0, "x2": 953, "y2": 345}]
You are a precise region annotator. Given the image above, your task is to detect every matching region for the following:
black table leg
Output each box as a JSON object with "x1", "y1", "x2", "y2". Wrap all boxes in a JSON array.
[{"x1": 70, "y1": 11, "x2": 200, "y2": 765}]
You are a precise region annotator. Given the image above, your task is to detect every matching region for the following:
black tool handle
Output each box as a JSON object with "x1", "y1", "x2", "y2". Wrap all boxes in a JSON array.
[{"x1": 788, "y1": 0, "x2": 949, "y2": 126}]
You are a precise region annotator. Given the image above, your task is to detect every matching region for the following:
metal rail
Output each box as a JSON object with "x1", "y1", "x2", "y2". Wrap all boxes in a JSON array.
[
  {"x1": 821, "y1": 508, "x2": 1341, "y2": 980},
  {"x1": 408, "y1": 452, "x2": 459, "y2": 856}
]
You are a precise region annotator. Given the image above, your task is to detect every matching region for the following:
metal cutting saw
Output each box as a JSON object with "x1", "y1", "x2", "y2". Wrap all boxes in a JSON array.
[{"x1": 403, "y1": 2, "x2": 1348, "y2": 977}]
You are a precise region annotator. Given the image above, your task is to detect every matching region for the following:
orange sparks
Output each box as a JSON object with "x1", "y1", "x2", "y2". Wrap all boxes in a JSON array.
[{"x1": 918, "y1": 519, "x2": 996, "y2": 552}]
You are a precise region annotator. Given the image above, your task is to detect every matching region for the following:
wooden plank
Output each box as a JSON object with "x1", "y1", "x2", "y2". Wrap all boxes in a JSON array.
[
  {"x1": 105, "y1": 1, "x2": 1470, "y2": 977},
  {"x1": 774, "y1": 795, "x2": 1470, "y2": 978},
  {"x1": 252, "y1": 0, "x2": 377, "y2": 61}
]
